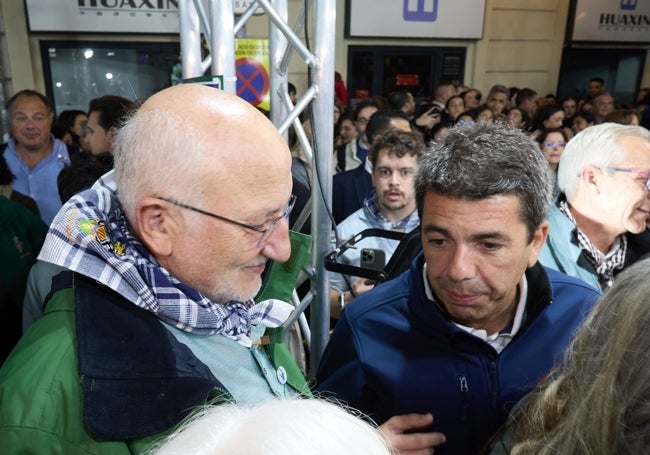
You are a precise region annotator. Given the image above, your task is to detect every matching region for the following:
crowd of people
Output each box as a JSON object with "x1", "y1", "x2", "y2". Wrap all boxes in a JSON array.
[
  {"x1": 0, "y1": 76, "x2": 649, "y2": 454},
  {"x1": 333, "y1": 78, "x2": 649, "y2": 150}
]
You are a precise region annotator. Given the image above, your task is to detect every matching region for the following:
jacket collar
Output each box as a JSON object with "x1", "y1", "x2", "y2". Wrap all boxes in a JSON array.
[{"x1": 410, "y1": 254, "x2": 553, "y2": 340}]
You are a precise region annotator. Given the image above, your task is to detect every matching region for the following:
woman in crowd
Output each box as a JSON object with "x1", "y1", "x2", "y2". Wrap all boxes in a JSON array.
[
  {"x1": 56, "y1": 109, "x2": 87, "y2": 149},
  {"x1": 537, "y1": 127, "x2": 568, "y2": 200},
  {"x1": 461, "y1": 88, "x2": 482, "y2": 109},
  {"x1": 472, "y1": 105, "x2": 495, "y2": 123},
  {"x1": 571, "y1": 111, "x2": 596, "y2": 134},
  {"x1": 412, "y1": 101, "x2": 442, "y2": 143},
  {"x1": 531, "y1": 104, "x2": 565, "y2": 137},
  {"x1": 334, "y1": 112, "x2": 357, "y2": 149},
  {"x1": 443, "y1": 95, "x2": 465, "y2": 123},
  {"x1": 560, "y1": 96, "x2": 578, "y2": 120},
  {"x1": 505, "y1": 107, "x2": 530, "y2": 130},
  {"x1": 431, "y1": 122, "x2": 451, "y2": 147}
]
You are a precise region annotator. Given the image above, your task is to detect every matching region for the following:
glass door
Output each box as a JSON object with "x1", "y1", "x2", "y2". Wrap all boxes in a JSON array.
[{"x1": 346, "y1": 45, "x2": 466, "y2": 104}]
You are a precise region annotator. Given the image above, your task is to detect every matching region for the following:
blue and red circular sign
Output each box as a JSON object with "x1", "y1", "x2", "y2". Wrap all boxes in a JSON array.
[{"x1": 236, "y1": 57, "x2": 269, "y2": 106}]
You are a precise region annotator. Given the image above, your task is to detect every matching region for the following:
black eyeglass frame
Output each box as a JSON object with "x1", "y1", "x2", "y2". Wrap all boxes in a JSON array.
[{"x1": 159, "y1": 194, "x2": 296, "y2": 244}]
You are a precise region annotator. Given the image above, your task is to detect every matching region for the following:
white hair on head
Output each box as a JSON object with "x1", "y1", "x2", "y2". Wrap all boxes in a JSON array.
[
  {"x1": 557, "y1": 123, "x2": 650, "y2": 202},
  {"x1": 113, "y1": 108, "x2": 202, "y2": 223},
  {"x1": 148, "y1": 398, "x2": 391, "y2": 455}
]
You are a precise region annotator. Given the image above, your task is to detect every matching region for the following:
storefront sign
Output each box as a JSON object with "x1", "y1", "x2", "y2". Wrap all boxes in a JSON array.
[
  {"x1": 347, "y1": 0, "x2": 485, "y2": 39},
  {"x1": 572, "y1": 0, "x2": 650, "y2": 42},
  {"x1": 25, "y1": 0, "x2": 261, "y2": 33},
  {"x1": 396, "y1": 74, "x2": 420, "y2": 86}
]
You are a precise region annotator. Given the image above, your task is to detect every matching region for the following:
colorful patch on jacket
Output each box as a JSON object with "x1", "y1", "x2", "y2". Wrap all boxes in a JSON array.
[{"x1": 78, "y1": 219, "x2": 125, "y2": 256}]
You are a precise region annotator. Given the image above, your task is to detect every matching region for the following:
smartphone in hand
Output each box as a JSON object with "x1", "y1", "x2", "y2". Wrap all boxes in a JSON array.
[{"x1": 360, "y1": 248, "x2": 386, "y2": 270}]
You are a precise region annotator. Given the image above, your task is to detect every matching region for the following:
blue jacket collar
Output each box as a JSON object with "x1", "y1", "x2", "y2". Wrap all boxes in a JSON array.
[{"x1": 408, "y1": 253, "x2": 553, "y2": 341}]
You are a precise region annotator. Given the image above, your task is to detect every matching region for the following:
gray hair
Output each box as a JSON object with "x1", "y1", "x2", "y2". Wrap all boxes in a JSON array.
[
  {"x1": 558, "y1": 123, "x2": 650, "y2": 202},
  {"x1": 487, "y1": 84, "x2": 510, "y2": 99},
  {"x1": 415, "y1": 121, "x2": 551, "y2": 241},
  {"x1": 507, "y1": 258, "x2": 650, "y2": 454},
  {"x1": 113, "y1": 108, "x2": 202, "y2": 223}
]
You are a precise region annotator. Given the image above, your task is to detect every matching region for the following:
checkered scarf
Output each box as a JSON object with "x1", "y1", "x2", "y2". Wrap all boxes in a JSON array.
[
  {"x1": 364, "y1": 191, "x2": 420, "y2": 231},
  {"x1": 559, "y1": 200, "x2": 627, "y2": 290},
  {"x1": 38, "y1": 171, "x2": 293, "y2": 347}
]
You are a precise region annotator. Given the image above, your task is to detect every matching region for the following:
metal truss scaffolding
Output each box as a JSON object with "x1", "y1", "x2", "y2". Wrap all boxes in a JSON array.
[{"x1": 178, "y1": 0, "x2": 335, "y2": 375}]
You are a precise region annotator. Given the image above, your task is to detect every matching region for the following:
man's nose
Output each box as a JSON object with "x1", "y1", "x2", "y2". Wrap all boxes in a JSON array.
[
  {"x1": 446, "y1": 245, "x2": 475, "y2": 282},
  {"x1": 260, "y1": 218, "x2": 291, "y2": 263}
]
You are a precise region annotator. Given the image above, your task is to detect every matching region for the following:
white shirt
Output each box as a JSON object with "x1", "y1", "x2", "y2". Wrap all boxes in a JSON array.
[{"x1": 422, "y1": 263, "x2": 527, "y2": 353}]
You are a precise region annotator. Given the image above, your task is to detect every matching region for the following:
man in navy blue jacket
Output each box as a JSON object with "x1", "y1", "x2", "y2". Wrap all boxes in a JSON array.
[{"x1": 316, "y1": 121, "x2": 601, "y2": 454}]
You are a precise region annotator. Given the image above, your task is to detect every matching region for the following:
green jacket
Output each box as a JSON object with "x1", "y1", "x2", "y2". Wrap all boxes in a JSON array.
[
  {"x1": 0, "y1": 195, "x2": 47, "y2": 306},
  {"x1": 0, "y1": 232, "x2": 312, "y2": 454},
  {"x1": 0, "y1": 280, "x2": 151, "y2": 454}
]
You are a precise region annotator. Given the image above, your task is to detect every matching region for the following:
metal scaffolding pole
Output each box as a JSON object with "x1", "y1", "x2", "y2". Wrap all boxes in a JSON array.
[
  {"x1": 308, "y1": 0, "x2": 335, "y2": 376},
  {"x1": 209, "y1": 1, "x2": 236, "y2": 94},
  {"x1": 177, "y1": 0, "x2": 335, "y2": 376},
  {"x1": 268, "y1": 0, "x2": 289, "y2": 134},
  {"x1": 178, "y1": 0, "x2": 202, "y2": 79}
]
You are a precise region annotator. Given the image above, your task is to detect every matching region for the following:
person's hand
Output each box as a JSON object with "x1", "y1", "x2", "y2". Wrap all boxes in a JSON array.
[
  {"x1": 351, "y1": 277, "x2": 375, "y2": 297},
  {"x1": 414, "y1": 108, "x2": 440, "y2": 130},
  {"x1": 378, "y1": 413, "x2": 446, "y2": 454}
]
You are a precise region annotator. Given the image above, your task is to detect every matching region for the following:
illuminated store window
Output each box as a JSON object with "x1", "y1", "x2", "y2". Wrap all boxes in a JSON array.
[{"x1": 41, "y1": 41, "x2": 180, "y2": 114}]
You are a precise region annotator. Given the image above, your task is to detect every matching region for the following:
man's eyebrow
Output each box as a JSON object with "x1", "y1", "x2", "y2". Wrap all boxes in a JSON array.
[
  {"x1": 422, "y1": 224, "x2": 449, "y2": 236},
  {"x1": 258, "y1": 202, "x2": 287, "y2": 221},
  {"x1": 422, "y1": 225, "x2": 512, "y2": 242},
  {"x1": 470, "y1": 232, "x2": 512, "y2": 243}
]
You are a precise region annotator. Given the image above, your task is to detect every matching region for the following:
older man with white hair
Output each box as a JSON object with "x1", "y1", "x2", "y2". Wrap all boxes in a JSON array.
[
  {"x1": 0, "y1": 84, "x2": 443, "y2": 454},
  {"x1": 539, "y1": 123, "x2": 650, "y2": 291}
]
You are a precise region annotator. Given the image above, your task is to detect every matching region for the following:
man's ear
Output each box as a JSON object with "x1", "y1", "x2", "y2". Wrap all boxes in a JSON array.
[
  {"x1": 581, "y1": 164, "x2": 603, "y2": 195},
  {"x1": 527, "y1": 220, "x2": 549, "y2": 268},
  {"x1": 134, "y1": 197, "x2": 175, "y2": 257},
  {"x1": 107, "y1": 126, "x2": 119, "y2": 148}
]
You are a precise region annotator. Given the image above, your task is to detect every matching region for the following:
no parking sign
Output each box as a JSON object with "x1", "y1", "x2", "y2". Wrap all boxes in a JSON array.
[{"x1": 235, "y1": 39, "x2": 270, "y2": 110}]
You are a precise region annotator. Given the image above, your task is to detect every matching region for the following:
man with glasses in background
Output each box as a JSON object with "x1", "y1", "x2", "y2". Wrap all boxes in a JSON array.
[
  {"x1": 539, "y1": 123, "x2": 650, "y2": 291},
  {"x1": 0, "y1": 84, "x2": 445, "y2": 454}
]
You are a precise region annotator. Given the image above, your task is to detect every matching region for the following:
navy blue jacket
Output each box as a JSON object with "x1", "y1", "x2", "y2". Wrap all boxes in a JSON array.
[{"x1": 316, "y1": 254, "x2": 599, "y2": 455}]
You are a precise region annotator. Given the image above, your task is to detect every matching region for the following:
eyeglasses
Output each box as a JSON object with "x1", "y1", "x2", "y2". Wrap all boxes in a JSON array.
[
  {"x1": 544, "y1": 141, "x2": 566, "y2": 148},
  {"x1": 356, "y1": 117, "x2": 371, "y2": 125},
  {"x1": 604, "y1": 167, "x2": 650, "y2": 190},
  {"x1": 457, "y1": 119, "x2": 475, "y2": 126},
  {"x1": 159, "y1": 194, "x2": 296, "y2": 247}
]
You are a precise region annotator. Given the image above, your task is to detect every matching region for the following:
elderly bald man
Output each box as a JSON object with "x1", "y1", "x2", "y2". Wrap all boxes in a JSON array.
[{"x1": 0, "y1": 84, "x2": 444, "y2": 454}]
